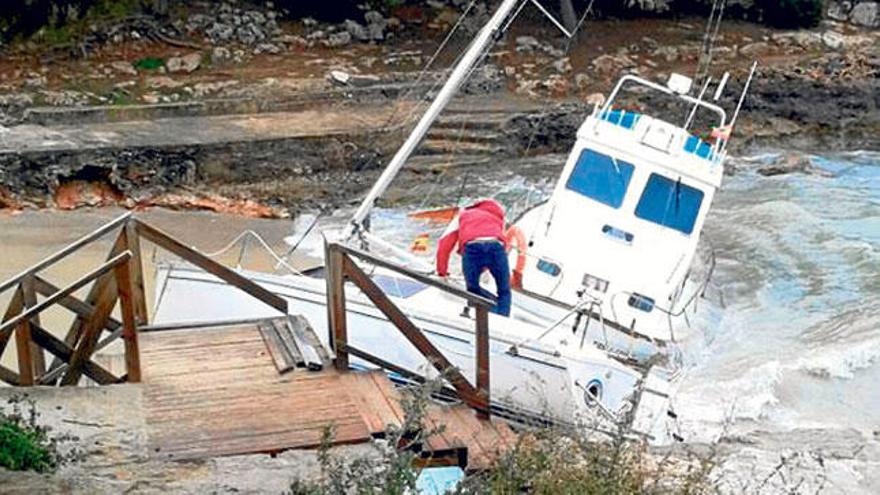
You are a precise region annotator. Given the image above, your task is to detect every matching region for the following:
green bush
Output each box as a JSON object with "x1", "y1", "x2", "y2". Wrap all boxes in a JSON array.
[
  {"x1": 0, "y1": 421, "x2": 56, "y2": 473},
  {"x1": 757, "y1": 0, "x2": 824, "y2": 28},
  {"x1": 0, "y1": 395, "x2": 78, "y2": 474}
]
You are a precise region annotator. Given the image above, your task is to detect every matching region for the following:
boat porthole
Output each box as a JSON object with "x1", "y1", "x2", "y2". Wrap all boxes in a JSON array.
[{"x1": 584, "y1": 378, "x2": 603, "y2": 405}]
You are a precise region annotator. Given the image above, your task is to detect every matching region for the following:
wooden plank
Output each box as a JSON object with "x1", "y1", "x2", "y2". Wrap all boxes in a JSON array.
[
  {"x1": 257, "y1": 321, "x2": 295, "y2": 373},
  {"x1": 342, "y1": 255, "x2": 483, "y2": 409},
  {"x1": 475, "y1": 306, "x2": 490, "y2": 419},
  {"x1": 138, "y1": 323, "x2": 389, "y2": 461},
  {"x1": 20, "y1": 275, "x2": 46, "y2": 376},
  {"x1": 125, "y1": 221, "x2": 149, "y2": 325},
  {"x1": 285, "y1": 316, "x2": 322, "y2": 370},
  {"x1": 115, "y1": 258, "x2": 142, "y2": 383},
  {"x1": 0, "y1": 212, "x2": 131, "y2": 295},
  {"x1": 14, "y1": 319, "x2": 34, "y2": 386},
  {"x1": 325, "y1": 242, "x2": 348, "y2": 371},
  {"x1": 133, "y1": 219, "x2": 288, "y2": 314},
  {"x1": 340, "y1": 371, "x2": 404, "y2": 435},
  {"x1": 272, "y1": 319, "x2": 303, "y2": 367},
  {"x1": 29, "y1": 323, "x2": 119, "y2": 385},
  {"x1": 60, "y1": 275, "x2": 119, "y2": 386},
  {"x1": 0, "y1": 365, "x2": 20, "y2": 386},
  {"x1": 0, "y1": 287, "x2": 23, "y2": 360}
]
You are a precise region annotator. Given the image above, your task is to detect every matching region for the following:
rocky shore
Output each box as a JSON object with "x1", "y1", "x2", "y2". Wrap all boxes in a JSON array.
[{"x1": 0, "y1": 1, "x2": 877, "y2": 216}]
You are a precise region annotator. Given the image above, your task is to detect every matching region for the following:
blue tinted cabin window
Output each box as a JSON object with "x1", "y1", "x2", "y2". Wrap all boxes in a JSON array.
[
  {"x1": 565, "y1": 149, "x2": 635, "y2": 209},
  {"x1": 635, "y1": 174, "x2": 704, "y2": 235},
  {"x1": 537, "y1": 259, "x2": 561, "y2": 277},
  {"x1": 600, "y1": 109, "x2": 641, "y2": 129},
  {"x1": 684, "y1": 135, "x2": 713, "y2": 160}
]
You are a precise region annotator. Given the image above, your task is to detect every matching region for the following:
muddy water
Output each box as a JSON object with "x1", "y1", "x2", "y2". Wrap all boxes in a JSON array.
[{"x1": 0, "y1": 208, "x2": 300, "y2": 371}]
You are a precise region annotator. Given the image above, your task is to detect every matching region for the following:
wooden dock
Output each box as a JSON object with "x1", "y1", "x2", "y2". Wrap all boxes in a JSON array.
[
  {"x1": 140, "y1": 320, "x2": 516, "y2": 471},
  {"x1": 0, "y1": 214, "x2": 517, "y2": 472}
]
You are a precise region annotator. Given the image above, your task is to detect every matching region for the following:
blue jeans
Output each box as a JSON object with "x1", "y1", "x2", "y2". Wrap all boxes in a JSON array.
[{"x1": 462, "y1": 241, "x2": 511, "y2": 317}]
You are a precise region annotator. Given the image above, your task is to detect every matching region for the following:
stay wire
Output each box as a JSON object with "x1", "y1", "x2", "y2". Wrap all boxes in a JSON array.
[
  {"x1": 378, "y1": 0, "x2": 481, "y2": 135},
  {"x1": 520, "y1": 0, "x2": 596, "y2": 158}
]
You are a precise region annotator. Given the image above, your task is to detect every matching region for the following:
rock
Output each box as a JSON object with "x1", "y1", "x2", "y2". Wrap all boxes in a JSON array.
[
  {"x1": 653, "y1": 46, "x2": 678, "y2": 62},
  {"x1": 552, "y1": 57, "x2": 572, "y2": 74},
  {"x1": 515, "y1": 35, "x2": 542, "y2": 53},
  {"x1": 146, "y1": 76, "x2": 183, "y2": 89},
  {"x1": 328, "y1": 70, "x2": 352, "y2": 86},
  {"x1": 585, "y1": 92, "x2": 606, "y2": 106},
  {"x1": 326, "y1": 31, "x2": 352, "y2": 48},
  {"x1": 166, "y1": 53, "x2": 202, "y2": 73},
  {"x1": 757, "y1": 153, "x2": 832, "y2": 177},
  {"x1": 850, "y1": 2, "x2": 879, "y2": 27},
  {"x1": 212, "y1": 46, "x2": 232, "y2": 64},
  {"x1": 592, "y1": 54, "x2": 635, "y2": 73},
  {"x1": 111, "y1": 61, "x2": 137, "y2": 76},
  {"x1": 364, "y1": 11, "x2": 387, "y2": 40},
  {"x1": 575, "y1": 73, "x2": 591, "y2": 90},
  {"x1": 344, "y1": 20, "x2": 369, "y2": 42},
  {"x1": 23, "y1": 73, "x2": 47, "y2": 88},
  {"x1": 827, "y1": 1, "x2": 852, "y2": 21},
  {"x1": 739, "y1": 42, "x2": 768, "y2": 57},
  {"x1": 253, "y1": 43, "x2": 281, "y2": 55},
  {"x1": 206, "y1": 22, "x2": 235, "y2": 43},
  {"x1": 822, "y1": 31, "x2": 844, "y2": 50},
  {"x1": 39, "y1": 90, "x2": 89, "y2": 107},
  {"x1": 141, "y1": 92, "x2": 161, "y2": 104},
  {"x1": 191, "y1": 80, "x2": 238, "y2": 98}
]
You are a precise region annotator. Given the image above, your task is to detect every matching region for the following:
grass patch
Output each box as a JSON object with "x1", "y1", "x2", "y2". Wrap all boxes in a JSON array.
[
  {"x1": 134, "y1": 56, "x2": 165, "y2": 71},
  {"x1": 0, "y1": 395, "x2": 80, "y2": 474}
]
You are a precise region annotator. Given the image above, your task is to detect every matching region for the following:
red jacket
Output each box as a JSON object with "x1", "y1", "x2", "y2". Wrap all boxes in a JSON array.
[{"x1": 435, "y1": 199, "x2": 507, "y2": 276}]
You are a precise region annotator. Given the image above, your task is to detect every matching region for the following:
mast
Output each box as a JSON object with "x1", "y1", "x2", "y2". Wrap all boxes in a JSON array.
[{"x1": 349, "y1": 0, "x2": 523, "y2": 236}]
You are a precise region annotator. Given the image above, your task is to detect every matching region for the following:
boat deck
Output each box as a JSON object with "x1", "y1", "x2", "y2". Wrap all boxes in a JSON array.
[{"x1": 139, "y1": 319, "x2": 516, "y2": 471}]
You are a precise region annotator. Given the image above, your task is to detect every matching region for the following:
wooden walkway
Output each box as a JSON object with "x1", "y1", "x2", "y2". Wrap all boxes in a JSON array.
[{"x1": 140, "y1": 320, "x2": 516, "y2": 470}]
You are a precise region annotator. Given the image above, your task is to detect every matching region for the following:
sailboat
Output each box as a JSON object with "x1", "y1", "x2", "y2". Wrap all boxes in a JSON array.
[{"x1": 150, "y1": 0, "x2": 756, "y2": 440}]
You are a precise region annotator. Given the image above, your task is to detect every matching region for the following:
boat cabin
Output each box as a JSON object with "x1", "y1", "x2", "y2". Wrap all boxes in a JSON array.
[{"x1": 517, "y1": 74, "x2": 728, "y2": 343}]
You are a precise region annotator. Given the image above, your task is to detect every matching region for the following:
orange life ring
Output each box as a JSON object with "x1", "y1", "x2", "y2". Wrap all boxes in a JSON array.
[{"x1": 504, "y1": 225, "x2": 527, "y2": 289}]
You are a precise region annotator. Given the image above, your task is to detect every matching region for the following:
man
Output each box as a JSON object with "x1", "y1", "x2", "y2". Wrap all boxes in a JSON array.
[{"x1": 435, "y1": 199, "x2": 511, "y2": 317}]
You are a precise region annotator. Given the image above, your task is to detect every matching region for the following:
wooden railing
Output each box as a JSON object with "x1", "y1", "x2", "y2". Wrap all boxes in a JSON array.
[
  {"x1": 324, "y1": 242, "x2": 493, "y2": 419},
  {"x1": 0, "y1": 213, "x2": 288, "y2": 387}
]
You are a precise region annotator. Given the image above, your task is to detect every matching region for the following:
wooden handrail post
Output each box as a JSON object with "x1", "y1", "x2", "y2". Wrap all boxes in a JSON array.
[
  {"x1": 20, "y1": 275, "x2": 46, "y2": 377},
  {"x1": 475, "y1": 306, "x2": 490, "y2": 419},
  {"x1": 14, "y1": 285, "x2": 35, "y2": 385},
  {"x1": 325, "y1": 242, "x2": 348, "y2": 371},
  {"x1": 124, "y1": 220, "x2": 148, "y2": 325},
  {"x1": 115, "y1": 257, "x2": 141, "y2": 383}
]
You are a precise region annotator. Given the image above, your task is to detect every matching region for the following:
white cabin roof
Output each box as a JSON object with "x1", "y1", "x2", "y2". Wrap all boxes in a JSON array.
[{"x1": 577, "y1": 110, "x2": 724, "y2": 189}]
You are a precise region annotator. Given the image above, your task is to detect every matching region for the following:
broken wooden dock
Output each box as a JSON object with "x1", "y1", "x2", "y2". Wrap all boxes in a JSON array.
[
  {"x1": 140, "y1": 319, "x2": 516, "y2": 471},
  {"x1": 0, "y1": 213, "x2": 518, "y2": 472}
]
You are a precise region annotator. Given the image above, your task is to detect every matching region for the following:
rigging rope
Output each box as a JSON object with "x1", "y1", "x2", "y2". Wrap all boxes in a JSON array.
[
  {"x1": 378, "y1": 0, "x2": 482, "y2": 135},
  {"x1": 198, "y1": 230, "x2": 305, "y2": 277},
  {"x1": 520, "y1": 0, "x2": 596, "y2": 158},
  {"x1": 694, "y1": 0, "x2": 727, "y2": 89}
]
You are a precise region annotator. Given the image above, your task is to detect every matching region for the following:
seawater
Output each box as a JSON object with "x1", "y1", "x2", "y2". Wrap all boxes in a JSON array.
[
  {"x1": 675, "y1": 151, "x2": 880, "y2": 492},
  {"x1": 363, "y1": 150, "x2": 880, "y2": 492}
]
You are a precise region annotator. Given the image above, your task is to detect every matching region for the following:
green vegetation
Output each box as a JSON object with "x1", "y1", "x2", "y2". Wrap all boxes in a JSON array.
[
  {"x1": 134, "y1": 56, "x2": 165, "y2": 71},
  {"x1": 0, "y1": 395, "x2": 77, "y2": 474},
  {"x1": 757, "y1": 0, "x2": 824, "y2": 28}
]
